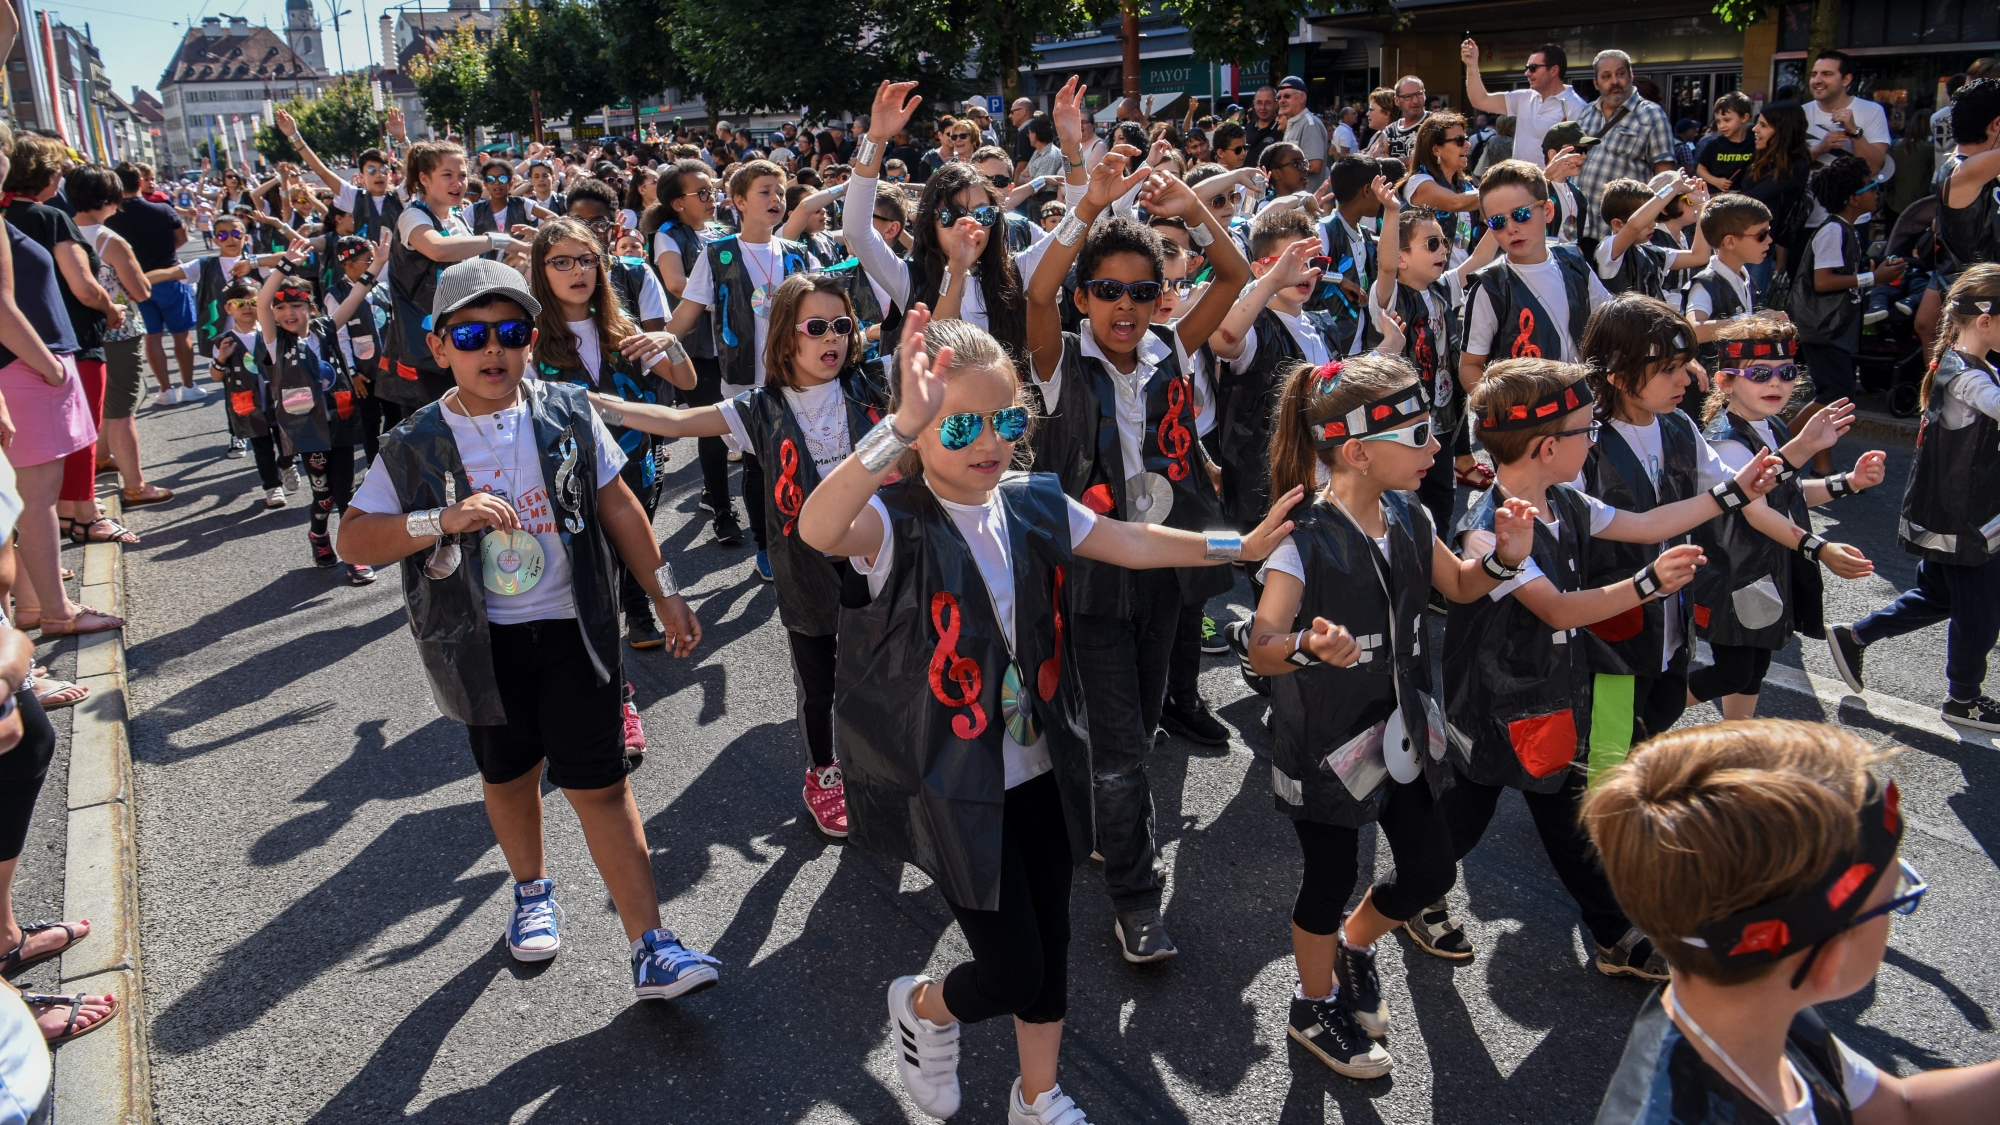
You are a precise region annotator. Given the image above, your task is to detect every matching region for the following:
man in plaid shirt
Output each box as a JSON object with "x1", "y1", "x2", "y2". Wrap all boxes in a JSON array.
[{"x1": 1574, "y1": 49, "x2": 1678, "y2": 255}]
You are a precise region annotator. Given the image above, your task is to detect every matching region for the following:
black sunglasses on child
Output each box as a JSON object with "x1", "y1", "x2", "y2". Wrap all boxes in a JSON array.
[
  {"x1": 937, "y1": 204, "x2": 1001, "y2": 228},
  {"x1": 442, "y1": 319, "x2": 535, "y2": 351},
  {"x1": 1082, "y1": 279, "x2": 1164, "y2": 303},
  {"x1": 1720, "y1": 364, "x2": 1802, "y2": 383}
]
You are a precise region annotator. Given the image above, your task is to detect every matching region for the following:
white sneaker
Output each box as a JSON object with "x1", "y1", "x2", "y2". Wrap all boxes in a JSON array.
[
  {"x1": 887, "y1": 975, "x2": 961, "y2": 1118},
  {"x1": 264, "y1": 487, "x2": 287, "y2": 509},
  {"x1": 159, "y1": 386, "x2": 181, "y2": 405},
  {"x1": 1008, "y1": 1079, "x2": 1091, "y2": 1125},
  {"x1": 226, "y1": 437, "x2": 247, "y2": 459},
  {"x1": 282, "y1": 463, "x2": 302, "y2": 493},
  {"x1": 182, "y1": 382, "x2": 207, "y2": 399}
]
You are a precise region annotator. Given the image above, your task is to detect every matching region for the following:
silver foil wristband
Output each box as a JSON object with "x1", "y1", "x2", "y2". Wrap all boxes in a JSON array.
[
  {"x1": 488, "y1": 232, "x2": 512, "y2": 253},
  {"x1": 1188, "y1": 221, "x2": 1215, "y2": 248},
  {"x1": 594, "y1": 398, "x2": 626, "y2": 425},
  {"x1": 853, "y1": 137, "x2": 881, "y2": 168},
  {"x1": 856, "y1": 414, "x2": 914, "y2": 473},
  {"x1": 406, "y1": 507, "x2": 445, "y2": 539},
  {"x1": 1204, "y1": 532, "x2": 1242, "y2": 561},
  {"x1": 663, "y1": 338, "x2": 690, "y2": 366},
  {"x1": 1053, "y1": 212, "x2": 1088, "y2": 247},
  {"x1": 653, "y1": 561, "x2": 679, "y2": 598}
]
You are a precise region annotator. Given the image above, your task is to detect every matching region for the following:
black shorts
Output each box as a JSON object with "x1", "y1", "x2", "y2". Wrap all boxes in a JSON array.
[{"x1": 466, "y1": 619, "x2": 629, "y2": 790}]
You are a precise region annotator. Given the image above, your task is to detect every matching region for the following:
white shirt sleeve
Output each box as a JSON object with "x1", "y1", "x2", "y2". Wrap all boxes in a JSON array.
[
  {"x1": 682, "y1": 248, "x2": 716, "y2": 308},
  {"x1": 1834, "y1": 1036, "x2": 1881, "y2": 1109},
  {"x1": 1013, "y1": 215, "x2": 1058, "y2": 288},
  {"x1": 1709, "y1": 436, "x2": 1755, "y2": 474},
  {"x1": 1256, "y1": 535, "x2": 1304, "y2": 585},
  {"x1": 1580, "y1": 491, "x2": 1619, "y2": 534},
  {"x1": 715, "y1": 396, "x2": 753, "y2": 451},
  {"x1": 347, "y1": 453, "x2": 400, "y2": 514},
  {"x1": 1064, "y1": 495, "x2": 1099, "y2": 547},
  {"x1": 1685, "y1": 284, "x2": 1716, "y2": 319},
  {"x1": 1465, "y1": 285, "x2": 1498, "y2": 357},
  {"x1": 635, "y1": 263, "x2": 669, "y2": 322},
  {"x1": 852, "y1": 495, "x2": 896, "y2": 596},
  {"x1": 1585, "y1": 268, "x2": 1614, "y2": 310},
  {"x1": 395, "y1": 206, "x2": 435, "y2": 243},
  {"x1": 1594, "y1": 235, "x2": 1626, "y2": 280},
  {"x1": 333, "y1": 180, "x2": 359, "y2": 212},
  {"x1": 1031, "y1": 339, "x2": 1067, "y2": 413},
  {"x1": 1692, "y1": 428, "x2": 1732, "y2": 490},
  {"x1": 840, "y1": 175, "x2": 913, "y2": 311},
  {"x1": 654, "y1": 229, "x2": 682, "y2": 259},
  {"x1": 1811, "y1": 223, "x2": 1847, "y2": 271},
  {"x1": 1459, "y1": 526, "x2": 1549, "y2": 601},
  {"x1": 1225, "y1": 325, "x2": 1262, "y2": 375},
  {"x1": 181, "y1": 259, "x2": 203, "y2": 284},
  {"x1": 589, "y1": 408, "x2": 627, "y2": 485}
]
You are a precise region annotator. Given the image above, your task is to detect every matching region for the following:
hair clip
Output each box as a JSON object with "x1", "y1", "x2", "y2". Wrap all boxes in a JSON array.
[{"x1": 1312, "y1": 360, "x2": 1343, "y2": 395}]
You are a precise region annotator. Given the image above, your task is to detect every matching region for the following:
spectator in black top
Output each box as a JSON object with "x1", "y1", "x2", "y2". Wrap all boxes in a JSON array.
[
  {"x1": 103, "y1": 162, "x2": 196, "y2": 401},
  {"x1": 1245, "y1": 87, "x2": 1284, "y2": 166},
  {"x1": 1738, "y1": 101, "x2": 1815, "y2": 300},
  {"x1": 1695, "y1": 91, "x2": 1758, "y2": 191},
  {"x1": 1009, "y1": 98, "x2": 1037, "y2": 175}
]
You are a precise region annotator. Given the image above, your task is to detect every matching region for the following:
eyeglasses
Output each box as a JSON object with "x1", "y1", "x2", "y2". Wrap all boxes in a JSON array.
[
  {"x1": 1549, "y1": 420, "x2": 1602, "y2": 443},
  {"x1": 872, "y1": 211, "x2": 903, "y2": 226},
  {"x1": 361, "y1": 164, "x2": 389, "y2": 176},
  {"x1": 442, "y1": 319, "x2": 534, "y2": 351},
  {"x1": 1397, "y1": 91, "x2": 1426, "y2": 101},
  {"x1": 681, "y1": 188, "x2": 718, "y2": 202},
  {"x1": 546, "y1": 253, "x2": 602, "y2": 273},
  {"x1": 797, "y1": 316, "x2": 855, "y2": 337},
  {"x1": 988, "y1": 175, "x2": 1013, "y2": 189},
  {"x1": 1415, "y1": 234, "x2": 1449, "y2": 253},
  {"x1": 1081, "y1": 278, "x2": 1164, "y2": 303},
  {"x1": 937, "y1": 204, "x2": 1001, "y2": 228},
  {"x1": 1720, "y1": 363, "x2": 1802, "y2": 383},
  {"x1": 1167, "y1": 278, "x2": 1197, "y2": 296},
  {"x1": 1440, "y1": 135, "x2": 1470, "y2": 147},
  {"x1": 1277, "y1": 160, "x2": 1309, "y2": 173},
  {"x1": 215, "y1": 230, "x2": 245, "y2": 241},
  {"x1": 937, "y1": 406, "x2": 1030, "y2": 450},
  {"x1": 1485, "y1": 204, "x2": 1544, "y2": 231},
  {"x1": 1359, "y1": 420, "x2": 1432, "y2": 447},
  {"x1": 1849, "y1": 858, "x2": 1927, "y2": 926},
  {"x1": 1253, "y1": 254, "x2": 1333, "y2": 272},
  {"x1": 484, "y1": 174, "x2": 511, "y2": 184}
]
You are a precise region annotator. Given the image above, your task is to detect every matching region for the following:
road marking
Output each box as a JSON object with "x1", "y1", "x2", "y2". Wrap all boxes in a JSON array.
[{"x1": 1695, "y1": 642, "x2": 1999, "y2": 750}]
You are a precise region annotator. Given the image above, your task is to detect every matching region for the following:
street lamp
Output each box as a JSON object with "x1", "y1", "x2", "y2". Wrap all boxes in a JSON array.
[{"x1": 321, "y1": 1, "x2": 354, "y2": 73}]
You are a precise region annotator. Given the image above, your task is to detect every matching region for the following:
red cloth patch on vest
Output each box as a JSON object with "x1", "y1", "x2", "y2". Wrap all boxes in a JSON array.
[
  {"x1": 1587, "y1": 604, "x2": 1646, "y2": 643},
  {"x1": 230, "y1": 390, "x2": 257, "y2": 417},
  {"x1": 1693, "y1": 604, "x2": 1712, "y2": 629},
  {"x1": 1508, "y1": 709, "x2": 1578, "y2": 778},
  {"x1": 1081, "y1": 484, "x2": 1115, "y2": 513}
]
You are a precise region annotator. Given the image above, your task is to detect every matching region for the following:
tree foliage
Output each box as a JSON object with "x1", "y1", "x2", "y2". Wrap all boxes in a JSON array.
[
  {"x1": 254, "y1": 75, "x2": 387, "y2": 164},
  {"x1": 408, "y1": 24, "x2": 489, "y2": 140},
  {"x1": 1168, "y1": 0, "x2": 1394, "y2": 84},
  {"x1": 669, "y1": 0, "x2": 892, "y2": 118},
  {"x1": 1710, "y1": 0, "x2": 1774, "y2": 30},
  {"x1": 484, "y1": 0, "x2": 619, "y2": 133}
]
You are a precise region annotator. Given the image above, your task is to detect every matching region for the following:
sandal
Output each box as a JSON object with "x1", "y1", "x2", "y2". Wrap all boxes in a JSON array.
[
  {"x1": 31, "y1": 676, "x2": 87, "y2": 709},
  {"x1": 23, "y1": 991, "x2": 118, "y2": 1045},
  {"x1": 1454, "y1": 461, "x2": 1495, "y2": 488},
  {"x1": 34, "y1": 606, "x2": 123, "y2": 636},
  {"x1": 75, "y1": 516, "x2": 140, "y2": 545},
  {"x1": 120, "y1": 485, "x2": 173, "y2": 507},
  {"x1": 1, "y1": 920, "x2": 91, "y2": 975}
]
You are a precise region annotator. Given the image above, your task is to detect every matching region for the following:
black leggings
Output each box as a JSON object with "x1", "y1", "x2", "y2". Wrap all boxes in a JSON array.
[
  {"x1": 304, "y1": 447, "x2": 356, "y2": 536},
  {"x1": 1687, "y1": 643, "x2": 1775, "y2": 702},
  {"x1": 941, "y1": 772, "x2": 1073, "y2": 1026},
  {"x1": 250, "y1": 433, "x2": 285, "y2": 491},
  {"x1": 679, "y1": 357, "x2": 732, "y2": 517},
  {"x1": 0, "y1": 690, "x2": 55, "y2": 862},
  {"x1": 741, "y1": 451, "x2": 767, "y2": 551},
  {"x1": 1292, "y1": 778, "x2": 1457, "y2": 936},
  {"x1": 1442, "y1": 767, "x2": 1631, "y2": 949},
  {"x1": 785, "y1": 628, "x2": 837, "y2": 769}
]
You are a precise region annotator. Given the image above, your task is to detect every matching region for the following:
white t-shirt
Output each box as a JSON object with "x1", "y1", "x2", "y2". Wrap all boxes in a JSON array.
[
  {"x1": 716, "y1": 379, "x2": 852, "y2": 476},
  {"x1": 1710, "y1": 415, "x2": 1781, "y2": 472},
  {"x1": 1187, "y1": 347, "x2": 1218, "y2": 438},
  {"x1": 1503, "y1": 87, "x2": 1592, "y2": 170},
  {"x1": 681, "y1": 237, "x2": 787, "y2": 389},
  {"x1": 630, "y1": 258, "x2": 669, "y2": 323},
  {"x1": 1231, "y1": 307, "x2": 1332, "y2": 377},
  {"x1": 1034, "y1": 327, "x2": 1195, "y2": 491},
  {"x1": 0, "y1": 987, "x2": 51, "y2": 1125},
  {"x1": 1460, "y1": 492, "x2": 1619, "y2": 600},
  {"x1": 1686, "y1": 256, "x2": 1755, "y2": 320},
  {"x1": 332, "y1": 180, "x2": 395, "y2": 219},
  {"x1": 349, "y1": 394, "x2": 627, "y2": 624},
  {"x1": 566, "y1": 318, "x2": 604, "y2": 381},
  {"x1": 853, "y1": 489, "x2": 1100, "y2": 788},
  {"x1": 1259, "y1": 532, "x2": 1391, "y2": 586},
  {"x1": 396, "y1": 203, "x2": 473, "y2": 247},
  {"x1": 1465, "y1": 255, "x2": 1614, "y2": 362},
  {"x1": 1810, "y1": 222, "x2": 1849, "y2": 271},
  {"x1": 1805, "y1": 97, "x2": 1892, "y2": 163},
  {"x1": 183, "y1": 254, "x2": 244, "y2": 284},
  {"x1": 1333, "y1": 122, "x2": 1360, "y2": 156},
  {"x1": 1776, "y1": 1038, "x2": 1881, "y2": 1125}
]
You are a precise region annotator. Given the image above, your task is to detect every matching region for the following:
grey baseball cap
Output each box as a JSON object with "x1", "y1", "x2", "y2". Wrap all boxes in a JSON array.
[{"x1": 431, "y1": 258, "x2": 540, "y2": 324}]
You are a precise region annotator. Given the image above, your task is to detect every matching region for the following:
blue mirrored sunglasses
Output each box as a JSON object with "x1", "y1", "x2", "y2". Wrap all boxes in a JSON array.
[
  {"x1": 938, "y1": 407, "x2": 1029, "y2": 450},
  {"x1": 444, "y1": 319, "x2": 534, "y2": 351},
  {"x1": 1484, "y1": 204, "x2": 1542, "y2": 231}
]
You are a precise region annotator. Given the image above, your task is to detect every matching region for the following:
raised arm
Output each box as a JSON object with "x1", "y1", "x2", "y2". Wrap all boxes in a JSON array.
[
  {"x1": 1460, "y1": 39, "x2": 1508, "y2": 117},
  {"x1": 1370, "y1": 177, "x2": 1402, "y2": 309},
  {"x1": 1600, "y1": 448, "x2": 1782, "y2": 543},
  {"x1": 1139, "y1": 171, "x2": 1252, "y2": 356},
  {"x1": 1209, "y1": 236, "x2": 1319, "y2": 361},
  {"x1": 841, "y1": 81, "x2": 924, "y2": 308},
  {"x1": 1025, "y1": 141, "x2": 1152, "y2": 382}
]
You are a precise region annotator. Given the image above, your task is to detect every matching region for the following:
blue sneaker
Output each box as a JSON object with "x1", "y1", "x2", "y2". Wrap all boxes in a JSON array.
[
  {"x1": 754, "y1": 550, "x2": 774, "y2": 582},
  {"x1": 633, "y1": 927, "x2": 720, "y2": 1000},
  {"x1": 506, "y1": 878, "x2": 562, "y2": 962}
]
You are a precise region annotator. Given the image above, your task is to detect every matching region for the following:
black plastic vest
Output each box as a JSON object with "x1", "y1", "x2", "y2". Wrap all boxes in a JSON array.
[
  {"x1": 1690, "y1": 263, "x2": 1752, "y2": 373},
  {"x1": 1444, "y1": 485, "x2": 1603, "y2": 794},
  {"x1": 1269, "y1": 492, "x2": 1447, "y2": 826},
  {"x1": 1465, "y1": 245, "x2": 1592, "y2": 362},
  {"x1": 1581, "y1": 410, "x2": 1700, "y2": 675},
  {"x1": 377, "y1": 381, "x2": 622, "y2": 725},
  {"x1": 470, "y1": 197, "x2": 530, "y2": 259},
  {"x1": 349, "y1": 189, "x2": 404, "y2": 245},
  {"x1": 1035, "y1": 327, "x2": 1227, "y2": 615},
  {"x1": 1900, "y1": 348, "x2": 2000, "y2": 565},
  {"x1": 1216, "y1": 308, "x2": 1336, "y2": 528},
  {"x1": 1601, "y1": 240, "x2": 1670, "y2": 300},
  {"x1": 192, "y1": 255, "x2": 232, "y2": 358},
  {"x1": 535, "y1": 349, "x2": 670, "y2": 505},
  {"x1": 1364, "y1": 279, "x2": 1462, "y2": 434},
  {"x1": 387, "y1": 200, "x2": 451, "y2": 393},
  {"x1": 705, "y1": 234, "x2": 810, "y2": 386},
  {"x1": 1933, "y1": 153, "x2": 2000, "y2": 283},
  {"x1": 266, "y1": 318, "x2": 359, "y2": 453},
  {"x1": 730, "y1": 369, "x2": 891, "y2": 635},
  {"x1": 823, "y1": 257, "x2": 902, "y2": 371},
  {"x1": 834, "y1": 473, "x2": 1092, "y2": 911},
  {"x1": 1690, "y1": 411, "x2": 1823, "y2": 647},
  {"x1": 1791, "y1": 218, "x2": 1861, "y2": 349},
  {"x1": 1594, "y1": 992, "x2": 1853, "y2": 1125},
  {"x1": 656, "y1": 221, "x2": 717, "y2": 358},
  {"x1": 217, "y1": 333, "x2": 270, "y2": 440}
]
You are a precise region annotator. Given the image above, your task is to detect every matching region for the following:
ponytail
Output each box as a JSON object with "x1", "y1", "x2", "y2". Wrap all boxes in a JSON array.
[
  {"x1": 1925, "y1": 263, "x2": 2000, "y2": 412},
  {"x1": 1268, "y1": 353, "x2": 1423, "y2": 507}
]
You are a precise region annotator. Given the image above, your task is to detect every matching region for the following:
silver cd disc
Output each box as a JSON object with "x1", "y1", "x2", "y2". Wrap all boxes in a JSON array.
[
  {"x1": 1125, "y1": 472, "x2": 1173, "y2": 525},
  {"x1": 481, "y1": 529, "x2": 546, "y2": 596}
]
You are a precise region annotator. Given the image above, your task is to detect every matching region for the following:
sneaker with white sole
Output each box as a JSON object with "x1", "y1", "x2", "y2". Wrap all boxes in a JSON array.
[
  {"x1": 182, "y1": 382, "x2": 207, "y2": 399},
  {"x1": 226, "y1": 437, "x2": 247, "y2": 459},
  {"x1": 505, "y1": 878, "x2": 562, "y2": 961},
  {"x1": 622, "y1": 700, "x2": 647, "y2": 754},
  {"x1": 1942, "y1": 695, "x2": 2000, "y2": 732},
  {"x1": 158, "y1": 385, "x2": 181, "y2": 405},
  {"x1": 1288, "y1": 993, "x2": 1393, "y2": 1079},
  {"x1": 632, "y1": 927, "x2": 719, "y2": 1000},
  {"x1": 1334, "y1": 938, "x2": 1389, "y2": 1037},
  {"x1": 887, "y1": 975, "x2": 961, "y2": 1118},
  {"x1": 803, "y1": 764, "x2": 849, "y2": 837},
  {"x1": 1827, "y1": 624, "x2": 1867, "y2": 694},
  {"x1": 281, "y1": 463, "x2": 302, "y2": 493},
  {"x1": 264, "y1": 487, "x2": 287, "y2": 509},
  {"x1": 1200, "y1": 615, "x2": 1228, "y2": 655},
  {"x1": 1008, "y1": 1078, "x2": 1092, "y2": 1125}
]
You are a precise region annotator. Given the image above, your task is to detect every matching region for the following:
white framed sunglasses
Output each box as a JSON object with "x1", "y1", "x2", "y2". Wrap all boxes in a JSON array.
[{"x1": 1358, "y1": 420, "x2": 1432, "y2": 448}]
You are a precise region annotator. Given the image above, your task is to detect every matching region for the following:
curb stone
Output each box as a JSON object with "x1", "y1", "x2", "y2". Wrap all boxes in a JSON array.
[{"x1": 54, "y1": 492, "x2": 151, "y2": 1125}]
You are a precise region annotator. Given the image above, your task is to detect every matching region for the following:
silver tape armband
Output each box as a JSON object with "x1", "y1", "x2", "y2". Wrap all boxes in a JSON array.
[
  {"x1": 653, "y1": 561, "x2": 679, "y2": 599},
  {"x1": 856, "y1": 414, "x2": 914, "y2": 473},
  {"x1": 1187, "y1": 221, "x2": 1215, "y2": 248},
  {"x1": 1709, "y1": 478, "x2": 1750, "y2": 511},
  {"x1": 406, "y1": 507, "x2": 445, "y2": 540},
  {"x1": 852, "y1": 137, "x2": 880, "y2": 168},
  {"x1": 1204, "y1": 532, "x2": 1242, "y2": 562},
  {"x1": 488, "y1": 232, "x2": 513, "y2": 254},
  {"x1": 663, "y1": 338, "x2": 690, "y2": 366},
  {"x1": 1053, "y1": 212, "x2": 1088, "y2": 247}
]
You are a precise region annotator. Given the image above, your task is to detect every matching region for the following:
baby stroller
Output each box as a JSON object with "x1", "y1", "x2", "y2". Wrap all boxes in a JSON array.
[{"x1": 1855, "y1": 196, "x2": 1936, "y2": 417}]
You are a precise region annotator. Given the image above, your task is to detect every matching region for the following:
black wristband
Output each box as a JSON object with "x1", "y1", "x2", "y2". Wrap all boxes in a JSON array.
[
  {"x1": 1774, "y1": 463, "x2": 1799, "y2": 486},
  {"x1": 1709, "y1": 478, "x2": 1750, "y2": 511},
  {"x1": 1632, "y1": 561, "x2": 1664, "y2": 600},
  {"x1": 1824, "y1": 472, "x2": 1854, "y2": 499},
  {"x1": 358, "y1": 271, "x2": 378, "y2": 287},
  {"x1": 1797, "y1": 532, "x2": 1827, "y2": 561},
  {"x1": 1482, "y1": 552, "x2": 1525, "y2": 581}
]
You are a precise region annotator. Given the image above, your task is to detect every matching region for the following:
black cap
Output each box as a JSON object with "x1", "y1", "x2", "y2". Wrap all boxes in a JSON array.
[{"x1": 1277, "y1": 75, "x2": 1308, "y2": 93}]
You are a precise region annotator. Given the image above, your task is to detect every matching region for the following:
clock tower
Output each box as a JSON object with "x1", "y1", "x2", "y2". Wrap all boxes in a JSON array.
[{"x1": 285, "y1": 0, "x2": 326, "y2": 74}]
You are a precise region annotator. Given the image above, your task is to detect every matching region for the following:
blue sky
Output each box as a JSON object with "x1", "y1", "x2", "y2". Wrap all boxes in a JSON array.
[{"x1": 41, "y1": 0, "x2": 392, "y2": 99}]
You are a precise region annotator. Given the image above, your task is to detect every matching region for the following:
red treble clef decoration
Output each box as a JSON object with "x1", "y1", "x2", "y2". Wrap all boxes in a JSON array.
[
  {"x1": 1510, "y1": 308, "x2": 1542, "y2": 358},
  {"x1": 774, "y1": 438, "x2": 805, "y2": 536},
  {"x1": 1037, "y1": 566, "x2": 1065, "y2": 702},
  {"x1": 929, "y1": 592, "x2": 987, "y2": 739},
  {"x1": 1157, "y1": 378, "x2": 1192, "y2": 481}
]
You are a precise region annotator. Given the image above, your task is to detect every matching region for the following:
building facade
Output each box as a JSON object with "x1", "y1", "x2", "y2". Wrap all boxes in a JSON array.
[{"x1": 158, "y1": 15, "x2": 329, "y2": 172}]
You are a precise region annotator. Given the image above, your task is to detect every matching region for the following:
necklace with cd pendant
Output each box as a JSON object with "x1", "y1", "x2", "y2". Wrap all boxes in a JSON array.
[{"x1": 452, "y1": 390, "x2": 546, "y2": 596}]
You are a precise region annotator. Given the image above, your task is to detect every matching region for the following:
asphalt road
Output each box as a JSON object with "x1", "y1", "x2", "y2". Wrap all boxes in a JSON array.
[{"x1": 104, "y1": 362, "x2": 1996, "y2": 1124}]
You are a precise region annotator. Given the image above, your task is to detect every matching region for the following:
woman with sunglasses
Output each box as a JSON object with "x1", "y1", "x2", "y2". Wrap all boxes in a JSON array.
[
  {"x1": 798, "y1": 307, "x2": 1296, "y2": 1125},
  {"x1": 1688, "y1": 315, "x2": 1880, "y2": 722},
  {"x1": 528, "y1": 217, "x2": 695, "y2": 660},
  {"x1": 583, "y1": 274, "x2": 883, "y2": 839},
  {"x1": 844, "y1": 79, "x2": 1086, "y2": 368},
  {"x1": 1246, "y1": 350, "x2": 1536, "y2": 1081},
  {"x1": 1394, "y1": 113, "x2": 1480, "y2": 266}
]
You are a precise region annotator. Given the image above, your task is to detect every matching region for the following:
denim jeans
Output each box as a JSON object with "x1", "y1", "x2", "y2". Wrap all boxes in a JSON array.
[
  {"x1": 1072, "y1": 566, "x2": 1182, "y2": 913},
  {"x1": 1855, "y1": 555, "x2": 2000, "y2": 701}
]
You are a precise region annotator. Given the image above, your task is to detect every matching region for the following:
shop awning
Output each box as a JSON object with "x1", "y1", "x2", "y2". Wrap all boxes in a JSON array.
[{"x1": 1093, "y1": 91, "x2": 1187, "y2": 122}]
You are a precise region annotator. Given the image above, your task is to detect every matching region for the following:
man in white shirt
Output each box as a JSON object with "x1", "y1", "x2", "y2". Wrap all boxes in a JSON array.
[
  {"x1": 1332, "y1": 106, "x2": 1360, "y2": 158},
  {"x1": 1461, "y1": 39, "x2": 1590, "y2": 171},
  {"x1": 1806, "y1": 48, "x2": 1891, "y2": 177}
]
